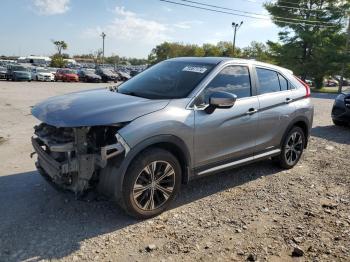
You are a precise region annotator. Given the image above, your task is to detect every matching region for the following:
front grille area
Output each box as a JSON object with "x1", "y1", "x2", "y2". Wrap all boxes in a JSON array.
[{"x1": 34, "y1": 123, "x2": 74, "y2": 144}]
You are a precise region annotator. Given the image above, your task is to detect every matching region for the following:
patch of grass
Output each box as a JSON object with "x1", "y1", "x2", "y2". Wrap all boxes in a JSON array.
[{"x1": 311, "y1": 87, "x2": 339, "y2": 94}]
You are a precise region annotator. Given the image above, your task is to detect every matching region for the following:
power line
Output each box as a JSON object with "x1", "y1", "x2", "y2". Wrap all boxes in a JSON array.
[
  {"x1": 160, "y1": 0, "x2": 340, "y2": 27},
  {"x1": 179, "y1": 0, "x2": 339, "y2": 23}
]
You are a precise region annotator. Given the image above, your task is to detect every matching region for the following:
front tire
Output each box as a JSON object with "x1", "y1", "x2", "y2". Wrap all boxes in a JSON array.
[
  {"x1": 276, "y1": 126, "x2": 305, "y2": 169},
  {"x1": 333, "y1": 119, "x2": 347, "y2": 126},
  {"x1": 121, "y1": 148, "x2": 181, "y2": 219}
]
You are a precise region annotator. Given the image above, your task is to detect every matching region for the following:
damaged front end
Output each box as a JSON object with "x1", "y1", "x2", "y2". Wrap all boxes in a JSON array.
[{"x1": 31, "y1": 123, "x2": 128, "y2": 194}]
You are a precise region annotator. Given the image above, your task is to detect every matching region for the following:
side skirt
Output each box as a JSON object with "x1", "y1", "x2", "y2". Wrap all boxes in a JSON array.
[{"x1": 195, "y1": 149, "x2": 281, "y2": 177}]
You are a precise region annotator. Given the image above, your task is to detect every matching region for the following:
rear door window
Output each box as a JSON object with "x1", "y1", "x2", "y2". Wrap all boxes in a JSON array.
[{"x1": 256, "y1": 68, "x2": 281, "y2": 95}]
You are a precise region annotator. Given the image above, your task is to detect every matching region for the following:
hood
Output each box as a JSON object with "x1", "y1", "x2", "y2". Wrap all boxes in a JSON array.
[
  {"x1": 119, "y1": 71, "x2": 131, "y2": 78},
  {"x1": 31, "y1": 88, "x2": 169, "y2": 127},
  {"x1": 14, "y1": 71, "x2": 30, "y2": 75},
  {"x1": 86, "y1": 73, "x2": 101, "y2": 78},
  {"x1": 65, "y1": 73, "x2": 78, "y2": 77},
  {"x1": 102, "y1": 71, "x2": 117, "y2": 77},
  {"x1": 38, "y1": 72, "x2": 52, "y2": 76}
]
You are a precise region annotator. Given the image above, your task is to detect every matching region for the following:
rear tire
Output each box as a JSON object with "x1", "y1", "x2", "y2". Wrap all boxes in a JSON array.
[
  {"x1": 276, "y1": 126, "x2": 305, "y2": 169},
  {"x1": 120, "y1": 148, "x2": 181, "y2": 219}
]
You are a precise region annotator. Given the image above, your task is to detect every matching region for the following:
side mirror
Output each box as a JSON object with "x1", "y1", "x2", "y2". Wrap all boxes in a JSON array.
[{"x1": 209, "y1": 91, "x2": 237, "y2": 109}]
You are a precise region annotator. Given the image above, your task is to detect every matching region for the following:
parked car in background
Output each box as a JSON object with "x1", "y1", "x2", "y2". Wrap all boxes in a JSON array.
[
  {"x1": 6, "y1": 65, "x2": 32, "y2": 81},
  {"x1": 332, "y1": 91, "x2": 350, "y2": 126},
  {"x1": 333, "y1": 75, "x2": 349, "y2": 86},
  {"x1": 324, "y1": 78, "x2": 338, "y2": 87},
  {"x1": 77, "y1": 69, "x2": 102, "y2": 82},
  {"x1": 129, "y1": 69, "x2": 140, "y2": 77},
  {"x1": 32, "y1": 68, "x2": 55, "y2": 81},
  {"x1": 305, "y1": 79, "x2": 313, "y2": 87},
  {"x1": 0, "y1": 66, "x2": 6, "y2": 79},
  {"x1": 47, "y1": 68, "x2": 58, "y2": 78},
  {"x1": 117, "y1": 70, "x2": 131, "y2": 81},
  {"x1": 31, "y1": 57, "x2": 313, "y2": 218},
  {"x1": 96, "y1": 68, "x2": 119, "y2": 82},
  {"x1": 55, "y1": 69, "x2": 79, "y2": 82}
]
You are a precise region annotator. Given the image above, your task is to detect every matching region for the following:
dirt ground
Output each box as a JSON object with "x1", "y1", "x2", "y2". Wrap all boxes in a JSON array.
[{"x1": 0, "y1": 81, "x2": 349, "y2": 262}]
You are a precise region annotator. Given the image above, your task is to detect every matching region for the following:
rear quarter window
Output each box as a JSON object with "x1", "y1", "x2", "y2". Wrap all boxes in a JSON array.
[{"x1": 278, "y1": 74, "x2": 288, "y2": 91}]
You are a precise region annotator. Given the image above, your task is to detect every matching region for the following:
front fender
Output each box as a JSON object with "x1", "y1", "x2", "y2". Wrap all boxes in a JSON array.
[{"x1": 97, "y1": 134, "x2": 192, "y2": 202}]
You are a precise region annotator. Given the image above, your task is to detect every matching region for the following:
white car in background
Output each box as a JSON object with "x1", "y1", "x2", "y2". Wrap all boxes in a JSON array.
[{"x1": 32, "y1": 68, "x2": 55, "y2": 81}]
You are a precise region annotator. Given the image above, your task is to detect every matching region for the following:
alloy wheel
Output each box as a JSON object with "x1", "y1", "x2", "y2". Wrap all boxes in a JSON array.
[
  {"x1": 132, "y1": 161, "x2": 175, "y2": 211},
  {"x1": 285, "y1": 131, "x2": 303, "y2": 166}
]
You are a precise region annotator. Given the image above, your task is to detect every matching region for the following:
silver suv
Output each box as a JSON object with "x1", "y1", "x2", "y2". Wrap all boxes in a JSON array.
[{"x1": 31, "y1": 57, "x2": 314, "y2": 218}]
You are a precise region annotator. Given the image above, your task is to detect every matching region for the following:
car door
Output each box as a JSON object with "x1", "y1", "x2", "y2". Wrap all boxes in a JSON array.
[
  {"x1": 254, "y1": 66, "x2": 296, "y2": 153},
  {"x1": 193, "y1": 64, "x2": 259, "y2": 173}
]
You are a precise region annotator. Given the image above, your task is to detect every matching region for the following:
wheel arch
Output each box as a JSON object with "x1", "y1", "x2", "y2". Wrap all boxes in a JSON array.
[
  {"x1": 98, "y1": 134, "x2": 192, "y2": 201},
  {"x1": 282, "y1": 116, "x2": 311, "y2": 149}
]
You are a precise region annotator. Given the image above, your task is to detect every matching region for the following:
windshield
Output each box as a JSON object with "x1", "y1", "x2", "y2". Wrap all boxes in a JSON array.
[
  {"x1": 62, "y1": 69, "x2": 77, "y2": 74},
  {"x1": 117, "y1": 61, "x2": 215, "y2": 99},
  {"x1": 37, "y1": 69, "x2": 48, "y2": 73},
  {"x1": 101, "y1": 69, "x2": 114, "y2": 74},
  {"x1": 83, "y1": 69, "x2": 96, "y2": 74},
  {"x1": 12, "y1": 66, "x2": 29, "y2": 71}
]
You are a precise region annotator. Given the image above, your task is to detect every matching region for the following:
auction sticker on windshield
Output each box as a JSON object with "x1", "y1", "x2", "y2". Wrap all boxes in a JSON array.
[{"x1": 182, "y1": 66, "x2": 208, "y2": 74}]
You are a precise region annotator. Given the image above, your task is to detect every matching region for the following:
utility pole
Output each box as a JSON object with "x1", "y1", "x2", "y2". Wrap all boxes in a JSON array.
[
  {"x1": 101, "y1": 32, "x2": 106, "y2": 65},
  {"x1": 338, "y1": 16, "x2": 350, "y2": 93},
  {"x1": 232, "y1": 21, "x2": 243, "y2": 56}
]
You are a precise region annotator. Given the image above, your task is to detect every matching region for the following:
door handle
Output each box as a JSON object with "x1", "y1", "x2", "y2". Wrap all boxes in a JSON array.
[
  {"x1": 285, "y1": 98, "x2": 293, "y2": 103},
  {"x1": 245, "y1": 108, "x2": 258, "y2": 115}
]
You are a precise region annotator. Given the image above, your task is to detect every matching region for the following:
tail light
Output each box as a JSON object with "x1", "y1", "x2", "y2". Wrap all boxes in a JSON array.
[{"x1": 294, "y1": 76, "x2": 311, "y2": 97}]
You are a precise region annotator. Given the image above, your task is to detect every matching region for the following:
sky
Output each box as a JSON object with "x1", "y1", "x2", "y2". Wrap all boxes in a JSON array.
[{"x1": 0, "y1": 0, "x2": 280, "y2": 58}]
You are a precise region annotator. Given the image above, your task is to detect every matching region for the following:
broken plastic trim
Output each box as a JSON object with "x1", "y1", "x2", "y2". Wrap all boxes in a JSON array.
[
  {"x1": 99, "y1": 142, "x2": 125, "y2": 167},
  {"x1": 116, "y1": 132, "x2": 130, "y2": 155}
]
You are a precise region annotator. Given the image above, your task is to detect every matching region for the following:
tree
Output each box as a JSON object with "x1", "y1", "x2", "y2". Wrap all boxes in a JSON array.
[
  {"x1": 242, "y1": 41, "x2": 274, "y2": 63},
  {"x1": 148, "y1": 41, "x2": 242, "y2": 64},
  {"x1": 265, "y1": 0, "x2": 349, "y2": 89},
  {"x1": 52, "y1": 40, "x2": 68, "y2": 55},
  {"x1": 50, "y1": 54, "x2": 67, "y2": 68}
]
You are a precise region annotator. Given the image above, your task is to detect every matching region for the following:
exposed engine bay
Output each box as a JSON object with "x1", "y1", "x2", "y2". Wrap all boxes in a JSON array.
[{"x1": 31, "y1": 123, "x2": 128, "y2": 194}]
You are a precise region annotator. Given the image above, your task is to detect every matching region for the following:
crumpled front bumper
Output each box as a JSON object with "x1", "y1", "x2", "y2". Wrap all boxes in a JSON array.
[
  {"x1": 32, "y1": 137, "x2": 78, "y2": 183},
  {"x1": 31, "y1": 133, "x2": 126, "y2": 193}
]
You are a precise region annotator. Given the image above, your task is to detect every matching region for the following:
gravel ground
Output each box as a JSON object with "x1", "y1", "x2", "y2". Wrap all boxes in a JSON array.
[{"x1": 0, "y1": 81, "x2": 349, "y2": 262}]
